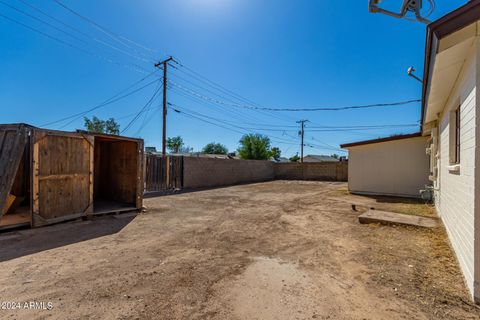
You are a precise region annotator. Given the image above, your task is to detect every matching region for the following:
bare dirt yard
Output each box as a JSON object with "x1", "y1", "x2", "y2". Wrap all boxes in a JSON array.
[{"x1": 0, "y1": 180, "x2": 479, "y2": 319}]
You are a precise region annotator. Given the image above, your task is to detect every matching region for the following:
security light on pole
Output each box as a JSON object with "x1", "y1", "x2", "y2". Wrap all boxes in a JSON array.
[{"x1": 368, "y1": 0, "x2": 435, "y2": 24}]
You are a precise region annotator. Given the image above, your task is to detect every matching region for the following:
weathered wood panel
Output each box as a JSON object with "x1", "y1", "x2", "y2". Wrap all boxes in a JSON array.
[
  {"x1": 0, "y1": 125, "x2": 29, "y2": 218},
  {"x1": 34, "y1": 133, "x2": 92, "y2": 223},
  {"x1": 144, "y1": 155, "x2": 183, "y2": 192}
]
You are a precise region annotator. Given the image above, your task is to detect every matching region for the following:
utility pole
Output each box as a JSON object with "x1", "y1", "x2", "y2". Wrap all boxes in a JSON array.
[
  {"x1": 154, "y1": 56, "x2": 174, "y2": 156},
  {"x1": 297, "y1": 120, "x2": 308, "y2": 163}
]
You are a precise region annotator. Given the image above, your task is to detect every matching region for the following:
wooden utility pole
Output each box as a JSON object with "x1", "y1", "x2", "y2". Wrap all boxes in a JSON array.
[
  {"x1": 154, "y1": 56, "x2": 174, "y2": 156},
  {"x1": 297, "y1": 120, "x2": 308, "y2": 163}
]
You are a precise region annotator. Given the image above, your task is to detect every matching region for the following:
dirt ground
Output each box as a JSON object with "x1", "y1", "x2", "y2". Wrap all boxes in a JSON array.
[{"x1": 0, "y1": 180, "x2": 479, "y2": 319}]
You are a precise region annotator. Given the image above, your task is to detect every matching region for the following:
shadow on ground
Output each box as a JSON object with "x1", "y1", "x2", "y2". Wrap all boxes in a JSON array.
[
  {"x1": 361, "y1": 195, "x2": 427, "y2": 205},
  {"x1": 0, "y1": 214, "x2": 136, "y2": 262}
]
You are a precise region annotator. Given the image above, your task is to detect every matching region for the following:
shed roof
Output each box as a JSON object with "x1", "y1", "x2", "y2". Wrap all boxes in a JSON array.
[{"x1": 340, "y1": 132, "x2": 422, "y2": 149}]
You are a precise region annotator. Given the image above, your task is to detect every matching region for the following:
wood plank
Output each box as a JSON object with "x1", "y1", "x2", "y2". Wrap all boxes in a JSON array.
[
  {"x1": 136, "y1": 140, "x2": 144, "y2": 209},
  {"x1": 32, "y1": 140, "x2": 39, "y2": 216},
  {"x1": 86, "y1": 136, "x2": 94, "y2": 214},
  {"x1": 38, "y1": 173, "x2": 90, "y2": 181},
  {"x1": 0, "y1": 126, "x2": 28, "y2": 218},
  {"x1": 358, "y1": 210, "x2": 439, "y2": 228}
]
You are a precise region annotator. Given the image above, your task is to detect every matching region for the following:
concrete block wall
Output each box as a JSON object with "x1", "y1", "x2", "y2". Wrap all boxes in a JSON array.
[
  {"x1": 183, "y1": 157, "x2": 275, "y2": 189},
  {"x1": 273, "y1": 162, "x2": 348, "y2": 181}
]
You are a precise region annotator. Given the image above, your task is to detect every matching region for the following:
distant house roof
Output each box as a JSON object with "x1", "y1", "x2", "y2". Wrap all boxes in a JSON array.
[
  {"x1": 340, "y1": 132, "x2": 422, "y2": 149},
  {"x1": 302, "y1": 155, "x2": 339, "y2": 162},
  {"x1": 273, "y1": 157, "x2": 290, "y2": 163}
]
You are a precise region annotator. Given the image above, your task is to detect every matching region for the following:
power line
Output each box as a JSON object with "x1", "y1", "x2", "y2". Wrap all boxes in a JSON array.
[
  {"x1": 168, "y1": 78, "x2": 295, "y2": 124},
  {"x1": 15, "y1": 0, "x2": 153, "y2": 64},
  {"x1": 0, "y1": 0, "x2": 87, "y2": 44},
  {"x1": 169, "y1": 105, "x2": 300, "y2": 146},
  {"x1": 172, "y1": 105, "x2": 351, "y2": 153},
  {"x1": 245, "y1": 99, "x2": 421, "y2": 112},
  {"x1": 168, "y1": 103, "x2": 299, "y2": 143},
  {"x1": 168, "y1": 85, "x2": 268, "y2": 125},
  {"x1": 168, "y1": 81, "x2": 419, "y2": 112},
  {"x1": 134, "y1": 108, "x2": 161, "y2": 137},
  {"x1": 40, "y1": 70, "x2": 159, "y2": 127},
  {"x1": 171, "y1": 61, "x2": 420, "y2": 112},
  {"x1": 307, "y1": 126, "x2": 418, "y2": 132},
  {"x1": 0, "y1": 11, "x2": 149, "y2": 74},
  {"x1": 170, "y1": 62, "x2": 297, "y2": 123},
  {"x1": 122, "y1": 81, "x2": 163, "y2": 134},
  {"x1": 53, "y1": 0, "x2": 158, "y2": 60},
  {"x1": 307, "y1": 124, "x2": 419, "y2": 129}
]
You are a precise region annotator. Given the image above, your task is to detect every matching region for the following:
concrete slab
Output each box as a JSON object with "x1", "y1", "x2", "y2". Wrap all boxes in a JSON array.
[{"x1": 359, "y1": 210, "x2": 439, "y2": 228}]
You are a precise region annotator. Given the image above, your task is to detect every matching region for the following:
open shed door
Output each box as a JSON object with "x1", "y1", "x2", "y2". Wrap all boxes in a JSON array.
[
  {"x1": 0, "y1": 125, "x2": 29, "y2": 222},
  {"x1": 32, "y1": 130, "x2": 94, "y2": 227}
]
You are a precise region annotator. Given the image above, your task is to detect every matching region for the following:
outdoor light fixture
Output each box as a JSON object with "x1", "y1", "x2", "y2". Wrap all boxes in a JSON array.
[
  {"x1": 368, "y1": 0, "x2": 435, "y2": 24},
  {"x1": 407, "y1": 66, "x2": 423, "y2": 83}
]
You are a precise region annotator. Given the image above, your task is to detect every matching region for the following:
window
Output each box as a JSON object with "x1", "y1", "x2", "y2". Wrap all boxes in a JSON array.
[
  {"x1": 449, "y1": 105, "x2": 461, "y2": 165},
  {"x1": 454, "y1": 107, "x2": 460, "y2": 164}
]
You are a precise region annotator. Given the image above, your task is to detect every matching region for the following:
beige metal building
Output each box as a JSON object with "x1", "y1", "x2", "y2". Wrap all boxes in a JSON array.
[{"x1": 340, "y1": 133, "x2": 430, "y2": 198}]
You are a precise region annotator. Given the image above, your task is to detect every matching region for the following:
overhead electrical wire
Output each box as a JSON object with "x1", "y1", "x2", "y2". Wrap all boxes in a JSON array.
[
  {"x1": 251, "y1": 99, "x2": 421, "y2": 112},
  {"x1": 169, "y1": 62, "x2": 297, "y2": 123},
  {"x1": 121, "y1": 81, "x2": 163, "y2": 134},
  {"x1": 168, "y1": 80, "x2": 419, "y2": 113},
  {"x1": 168, "y1": 84, "x2": 266, "y2": 124},
  {"x1": 0, "y1": 0, "x2": 87, "y2": 44},
  {"x1": 40, "y1": 70, "x2": 159, "y2": 128},
  {"x1": 15, "y1": 0, "x2": 153, "y2": 64},
  {"x1": 0, "y1": 11, "x2": 149, "y2": 75},
  {"x1": 134, "y1": 108, "x2": 161, "y2": 137},
  {"x1": 53, "y1": 0, "x2": 158, "y2": 61},
  {"x1": 169, "y1": 105, "x2": 300, "y2": 146}
]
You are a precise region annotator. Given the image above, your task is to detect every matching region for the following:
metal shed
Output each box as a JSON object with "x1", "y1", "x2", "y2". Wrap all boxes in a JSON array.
[{"x1": 0, "y1": 124, "x2": 144, "y2": 230}]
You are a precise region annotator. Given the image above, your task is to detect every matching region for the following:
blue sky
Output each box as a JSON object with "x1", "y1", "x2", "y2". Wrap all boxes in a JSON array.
[{"x1": 0, "y1": 0, "x2": 467, "y2": 157}]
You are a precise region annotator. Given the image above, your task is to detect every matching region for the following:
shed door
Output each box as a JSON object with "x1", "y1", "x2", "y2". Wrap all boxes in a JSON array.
[
  {"x1": 32, "y1": 132, "x2": 93, "y2": 226},
  {"x1": 0, "y1": 125, "x2": 29, "y2": 221}
]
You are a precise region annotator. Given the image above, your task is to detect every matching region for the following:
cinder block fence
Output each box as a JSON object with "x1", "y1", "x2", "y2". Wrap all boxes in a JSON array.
[{"x1": 144, "y1": 155, "x2": 348, "y2": 193}]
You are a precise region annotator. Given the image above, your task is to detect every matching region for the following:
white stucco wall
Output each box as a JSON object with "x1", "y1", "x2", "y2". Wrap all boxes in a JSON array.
[
  {"x1": 434, "y1": 43, "x2": 477, "y2": 297},
  {"x1": 346, "y1": 136, "x2": 430, "y2": 198}
]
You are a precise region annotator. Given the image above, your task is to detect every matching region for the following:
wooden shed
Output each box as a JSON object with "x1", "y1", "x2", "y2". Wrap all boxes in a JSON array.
[{"x1": 0, "y1": 124, "x2": 144, "y2": 230}]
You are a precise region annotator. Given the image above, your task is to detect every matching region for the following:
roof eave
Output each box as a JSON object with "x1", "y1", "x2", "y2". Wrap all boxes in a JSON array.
[{"x1": 421, "y1": 0, "x2": 480, "y2": 131}]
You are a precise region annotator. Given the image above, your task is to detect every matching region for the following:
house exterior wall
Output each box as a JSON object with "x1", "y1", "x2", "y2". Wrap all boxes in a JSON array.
[
  {"x1": 433, "y1": 43, "x2": 477, "y2": 297},
  {"x1": 346, "y1": 136, "x2": 430, "y2": 198}
]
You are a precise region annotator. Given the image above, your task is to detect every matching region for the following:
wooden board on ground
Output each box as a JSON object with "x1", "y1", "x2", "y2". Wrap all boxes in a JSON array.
[
  {"x1": 3, "y1": 195, "x2": 16, "y2": 214},
  {"x1": 359, "y1": 209, "x2": 439, "y2": 228}
]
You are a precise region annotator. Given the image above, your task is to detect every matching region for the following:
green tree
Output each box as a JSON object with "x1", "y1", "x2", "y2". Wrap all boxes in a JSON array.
[
  {"x1": 202, "y1": 142, "x2": 228, "y2": 155},
  {"x1": 105, "y1": 118, "x2": 120, "y2": 135},
  {"x1": 269, "y1": 147, "x2": 281, "y2": 161},
  {"x1": 237, "y1": 134, "x2": 271, "y2": 160},
  {"x1": 166, "y1": 136, "x2": 184, "y2": 154},
  {"x1": 289, "y1": 154, "x2": 300, "y2": 162},
  {"x1": 331, "y1": 154, "x2": 339, "y2": 159},
  {"x1": 84, "y1": 116, "x2": 120, "y2": 135}
]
